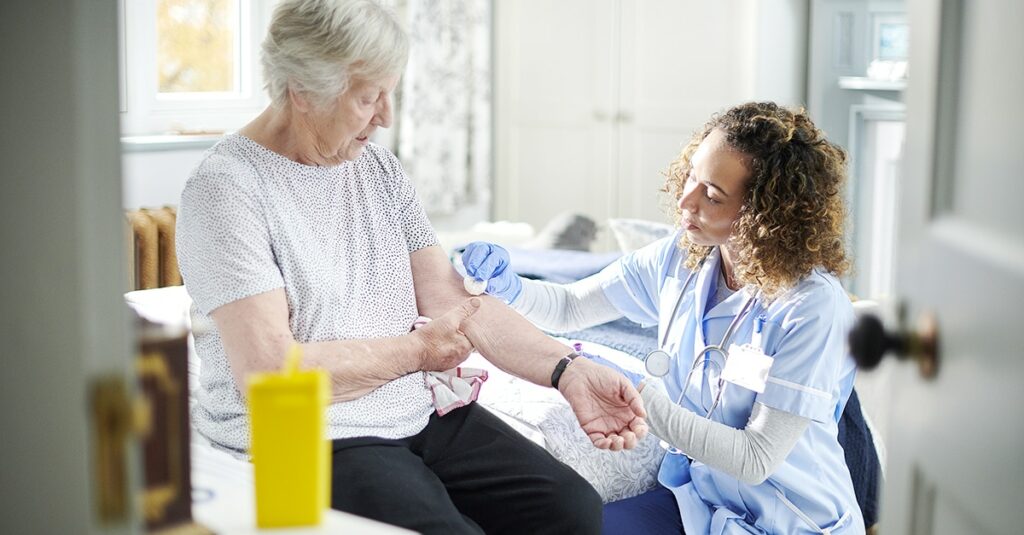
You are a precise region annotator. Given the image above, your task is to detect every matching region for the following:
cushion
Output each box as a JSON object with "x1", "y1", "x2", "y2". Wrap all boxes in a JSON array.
[
  {"x1": 435, "y1": 220, "x2": 536, "y2": 255},
  {"x1": 607, "y1": 218, "x2": 675, "y2": 253},
  {"x1": 523, "y1": 212, "x2": 599, "y2": 251},
  {"x1": 537, "y1": 404, "x2": 665, "y2": 503},
  {"x1": 470, "y1": 342, "x2": 666, "y2": 503}
]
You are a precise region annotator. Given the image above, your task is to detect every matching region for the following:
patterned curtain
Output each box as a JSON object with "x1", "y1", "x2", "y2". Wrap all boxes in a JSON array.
[{"x1": 383, "y1": 0, "x2": 492, "y2": 216}]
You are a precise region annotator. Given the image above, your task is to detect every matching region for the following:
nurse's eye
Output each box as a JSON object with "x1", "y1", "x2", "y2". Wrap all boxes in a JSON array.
[{"x1": 706, "y1": 191, "x2": 721, "y2": 205}]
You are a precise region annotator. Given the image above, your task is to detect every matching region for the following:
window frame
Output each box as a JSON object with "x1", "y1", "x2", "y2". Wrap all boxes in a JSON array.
[{"x1": 120, "y1": 0, "x2": 276, "y2": 136}]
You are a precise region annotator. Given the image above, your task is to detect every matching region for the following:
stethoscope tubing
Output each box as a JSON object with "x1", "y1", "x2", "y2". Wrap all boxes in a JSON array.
[
  {"x1": 646, "y1": 254, "x2": 759, "y2": 382},
  {"x1": 643, "y1": 250, "x2": 760, "y2": 455}
]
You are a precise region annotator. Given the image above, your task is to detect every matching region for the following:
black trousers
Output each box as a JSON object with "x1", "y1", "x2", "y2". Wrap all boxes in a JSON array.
[{"x1": 330, "y1": 403, "x2": 602, "y2": 535}]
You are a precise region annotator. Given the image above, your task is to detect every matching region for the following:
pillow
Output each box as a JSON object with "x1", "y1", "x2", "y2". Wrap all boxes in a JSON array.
[
  {"x1": 607, "y1": 218, "x2": 675, "y2": 253},
  {"x1": 538, "y1": 403, "x2": 665, "y2": 503},
  {"x1": 435, "y1": 220, "x2": 536, "y2": 254},
  {"x1": 523, "y1": 212, "x2": 598, "y2": 251},
  {"x1": 470, "y1": 343, "x2": 666, "y2": 503}
]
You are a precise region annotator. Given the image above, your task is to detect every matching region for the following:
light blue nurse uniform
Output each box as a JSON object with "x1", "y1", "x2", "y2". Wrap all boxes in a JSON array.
[{"x1": 600, "y1": 233, "x2": 865, "y2": 534}]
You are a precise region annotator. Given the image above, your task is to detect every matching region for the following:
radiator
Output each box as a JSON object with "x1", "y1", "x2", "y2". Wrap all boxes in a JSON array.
[{"x1": 126, "y1": 206, "x2": 181, "y2": 290}]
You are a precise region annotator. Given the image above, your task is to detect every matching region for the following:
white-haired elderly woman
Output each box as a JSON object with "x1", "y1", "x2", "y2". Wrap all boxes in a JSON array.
[{"x1": 176, "y1": 1, "x2": 647, "y2": 533}]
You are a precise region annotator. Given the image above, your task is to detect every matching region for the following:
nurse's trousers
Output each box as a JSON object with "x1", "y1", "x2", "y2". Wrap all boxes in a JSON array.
[{"x1": 329, "y1": 402, "x2": 602, "y2": 535}]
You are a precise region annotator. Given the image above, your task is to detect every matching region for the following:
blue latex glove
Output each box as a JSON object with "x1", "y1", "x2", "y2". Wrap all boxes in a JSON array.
[
  {"x1": 461, "y1": 241, "x2": 523, "y2": 303},
  {"x1": 581, "y1": 351, "x2": 645, "y2": 389}
]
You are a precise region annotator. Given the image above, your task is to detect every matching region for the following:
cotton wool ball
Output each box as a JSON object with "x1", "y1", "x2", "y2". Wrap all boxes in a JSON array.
[{"x1": 463, "y1": 277, "x2": 487, "y2": 295}]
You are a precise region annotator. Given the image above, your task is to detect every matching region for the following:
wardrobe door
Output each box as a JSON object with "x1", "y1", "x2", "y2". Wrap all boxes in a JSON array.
[
  {"x1": 494, "y1": 0, "x2": 618, "y2": 236},
  {"x1": 616, "y1": 0, "x2": 749, "y2": 222}
]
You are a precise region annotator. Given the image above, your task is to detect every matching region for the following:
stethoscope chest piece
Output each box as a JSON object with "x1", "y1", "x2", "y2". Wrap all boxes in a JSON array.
[{"x1": 645, "y1": 349, "x2": 672, "y2": 377}]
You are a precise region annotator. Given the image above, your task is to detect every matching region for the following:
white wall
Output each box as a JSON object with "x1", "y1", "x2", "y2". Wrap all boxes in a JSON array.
[
  {"x1": 739, "y1": 0, "x2": 809, "y2": 106},
  {"x1": 122, "y1": 148, "x2": 207, "y2": 210}
]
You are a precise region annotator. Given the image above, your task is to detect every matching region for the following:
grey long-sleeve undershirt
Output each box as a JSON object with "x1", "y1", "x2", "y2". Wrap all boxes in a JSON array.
[{"x1": 511, "y1": 277, "x2": 810, "y2": 484}]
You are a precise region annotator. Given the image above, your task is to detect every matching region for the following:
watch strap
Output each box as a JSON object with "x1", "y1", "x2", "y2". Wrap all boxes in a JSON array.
[{"x1": 550, "y1": 351, "x2": 579, "y2": 389}]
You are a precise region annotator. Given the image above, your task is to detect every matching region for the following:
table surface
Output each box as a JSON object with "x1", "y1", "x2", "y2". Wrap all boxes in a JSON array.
[{"x1": 190, "y1": 441, "x2": 414, "y2": 534}]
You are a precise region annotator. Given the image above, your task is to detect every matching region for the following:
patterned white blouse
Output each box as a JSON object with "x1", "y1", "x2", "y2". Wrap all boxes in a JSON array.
[{"x1": 177, "y1": 134, "x2": 437, "y2": 453}]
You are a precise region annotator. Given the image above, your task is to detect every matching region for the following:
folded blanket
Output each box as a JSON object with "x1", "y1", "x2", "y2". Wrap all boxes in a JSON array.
[
  {"x1": 451, "y1": 241, "x2": 621, "y2": 284},
  {"x1": 556, "y1": 317, "x2": 659, "y2": 360},
  {"x1": 504, "y1": 247, "x2": 622, "y2": 284}
]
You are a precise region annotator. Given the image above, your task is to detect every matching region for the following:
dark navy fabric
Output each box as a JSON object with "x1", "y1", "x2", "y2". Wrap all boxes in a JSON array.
[
  {"x1": 603, "y1": 486, "x2": 684, "y2": 535},
  {"x1": 837, "y1": 388, "x2": 882, "y2": 527}
]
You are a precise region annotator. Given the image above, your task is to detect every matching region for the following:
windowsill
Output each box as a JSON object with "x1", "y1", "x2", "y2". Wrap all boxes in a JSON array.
[
  {"x1": 837, "y1": 76, "x2": 907, "y2": 92},
  {"x1": 121, "y1": 134, "x2": 224, "y2": 153}
]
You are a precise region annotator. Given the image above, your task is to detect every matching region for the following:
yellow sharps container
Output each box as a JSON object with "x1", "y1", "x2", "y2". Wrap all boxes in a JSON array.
[{"x1": 248, "y1": 344, "x2": 330, "y2": 527}]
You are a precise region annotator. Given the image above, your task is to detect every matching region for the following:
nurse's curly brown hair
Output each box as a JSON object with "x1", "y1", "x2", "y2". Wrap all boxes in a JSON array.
[{"x1": 663, "y1": 102, "x2": 850, "y2": 299}]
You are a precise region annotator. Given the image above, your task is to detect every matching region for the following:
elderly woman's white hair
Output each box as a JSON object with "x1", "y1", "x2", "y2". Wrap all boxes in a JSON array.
[{"x1": 261, "y1": 0, "x2": 408, "y2": 110}]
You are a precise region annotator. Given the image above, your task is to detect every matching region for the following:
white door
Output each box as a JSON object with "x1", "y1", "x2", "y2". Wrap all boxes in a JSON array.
[
  {"x1": 881, "y1": 0, "x2": 1024, "y2": 533},
  {"x1": 493, "y1": 0, "x2": 618, "y2": 233},
  {"x1": 616, "y1": 0, "x2": 748, "y2": 222},
  {"x1": 0, "y1": 1, "x2": 136, "y2": 533}
]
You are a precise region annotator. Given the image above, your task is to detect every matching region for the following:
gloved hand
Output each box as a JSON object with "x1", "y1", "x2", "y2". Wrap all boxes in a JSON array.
[
  {"x1": 460, "y1": 241, "x2": 523, "y2": 303},
  {"x1": 581, "y1": 351, "x2": 646, "y2": 389}
]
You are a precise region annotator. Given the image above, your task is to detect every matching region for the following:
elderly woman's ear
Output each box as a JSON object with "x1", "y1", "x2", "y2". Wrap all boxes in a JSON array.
[{"x1": 287, "y1": 86, "x2": 314, "y2": 113}]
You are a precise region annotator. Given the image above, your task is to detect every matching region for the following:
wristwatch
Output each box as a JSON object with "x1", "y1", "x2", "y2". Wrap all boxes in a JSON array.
[{"x1": 550, "y1": 350, "x2": 580, "y2": 389}]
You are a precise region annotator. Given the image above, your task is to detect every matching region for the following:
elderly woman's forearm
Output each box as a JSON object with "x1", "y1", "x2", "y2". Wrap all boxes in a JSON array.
[
  {"x1": 304, "y1": 335, "x2": 423, "y2": 402},
  {"x1": 460, "y1": 295, "x2": 574, "y2": 386},
  {"x1": 212, "y1": 289, "x2": 425, "y2": 401},
  {"x1": 410, "y1": 245, "x2": 572, "y2": 386}
]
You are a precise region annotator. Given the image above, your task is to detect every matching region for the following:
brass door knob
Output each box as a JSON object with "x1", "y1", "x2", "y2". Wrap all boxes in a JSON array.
[{"x1": 848, "y1": 312, "x2": 939, "y2": 379}]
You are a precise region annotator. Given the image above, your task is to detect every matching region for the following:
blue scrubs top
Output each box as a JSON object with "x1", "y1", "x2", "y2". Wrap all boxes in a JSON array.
[{"x1": 600, "y1": 234, "x2": 865, "y2": 534}]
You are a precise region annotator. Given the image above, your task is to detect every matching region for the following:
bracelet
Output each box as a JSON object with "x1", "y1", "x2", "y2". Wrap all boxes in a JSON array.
[{"x1": 550, "y1": 351, "x2": 579, "y2": 389}]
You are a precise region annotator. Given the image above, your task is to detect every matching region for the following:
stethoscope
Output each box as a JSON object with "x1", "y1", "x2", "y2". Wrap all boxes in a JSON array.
[{"x1": 643, "y1": 252, "x2": 759, "y2": 453}]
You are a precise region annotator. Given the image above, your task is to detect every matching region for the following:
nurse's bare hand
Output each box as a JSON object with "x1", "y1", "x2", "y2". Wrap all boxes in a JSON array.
[
  {"x1": 558, "y1": 358, "x2": 649, "y2": 451},
  {"x1": 411, "y1": 298, "x2": 480, "y2": 371}
]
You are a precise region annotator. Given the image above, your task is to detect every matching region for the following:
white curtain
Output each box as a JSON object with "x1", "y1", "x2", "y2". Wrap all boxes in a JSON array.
[{"x1": 389, "y1": 0, "x2": 492, "y2": 216}]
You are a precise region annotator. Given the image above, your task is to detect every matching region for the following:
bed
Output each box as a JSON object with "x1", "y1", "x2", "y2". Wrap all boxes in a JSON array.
[{"x1": 125, "y1": 283, "x2": 669, "y2": 507}]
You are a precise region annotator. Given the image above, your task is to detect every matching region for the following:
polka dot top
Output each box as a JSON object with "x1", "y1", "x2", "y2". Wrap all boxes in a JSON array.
[{"x1": 177, "y1": 133, "x2": 437, "y2": 453}]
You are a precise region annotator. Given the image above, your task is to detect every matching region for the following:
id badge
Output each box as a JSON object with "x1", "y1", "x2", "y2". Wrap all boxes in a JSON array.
[{"x1": 721, "y1": 343, "x2": 774, "y2": 393}]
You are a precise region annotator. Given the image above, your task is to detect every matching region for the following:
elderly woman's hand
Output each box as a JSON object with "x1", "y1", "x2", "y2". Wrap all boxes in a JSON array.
[
  {"x1": 558, "y1": 358, "x2": 649, "y2": 451},
  {"x1": 412, "y1": 298, "x2": 481, "y2": 372}
]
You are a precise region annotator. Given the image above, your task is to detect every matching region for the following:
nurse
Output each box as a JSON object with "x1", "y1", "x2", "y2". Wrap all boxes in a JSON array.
[{"x1": 463, "y1": 102, "x2": 865, "y2": 534}]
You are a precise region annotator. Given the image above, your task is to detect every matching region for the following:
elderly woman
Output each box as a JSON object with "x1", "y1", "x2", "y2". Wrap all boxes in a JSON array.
[
  {"x1": 176, "y1": 1, "x2": 647, "y2": 533},
  {"x1": 464, "y1": 102, "x2": 866, "y2": 534}
]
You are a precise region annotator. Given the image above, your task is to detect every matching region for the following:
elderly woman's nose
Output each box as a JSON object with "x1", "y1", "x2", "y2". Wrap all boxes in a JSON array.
[{"x1": 373, "y1": 95, "x2": 393, "y2": 128}]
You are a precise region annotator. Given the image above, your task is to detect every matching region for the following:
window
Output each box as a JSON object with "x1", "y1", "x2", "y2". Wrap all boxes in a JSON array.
[
  {"x1": 121, "y1": 0, "x2": 275, "y2": 136},
  {"x1": 158, "y1": 0, "x2": 239, "y2": 94}
]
